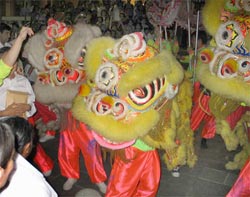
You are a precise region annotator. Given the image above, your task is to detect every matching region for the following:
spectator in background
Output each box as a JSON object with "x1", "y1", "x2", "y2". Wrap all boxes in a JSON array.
[
  {"x1": 9, "y1": 22, "x2": 20, "y2": 43},
  {"x1": 178, "y1": 30, "x2": 208, "y2": 71},
  {"x1": 0, "y1": 23, "x2": 12, "y2": 49},
  {"x1": 0, "y1": 122, "x2": 15, "y2": 189}
]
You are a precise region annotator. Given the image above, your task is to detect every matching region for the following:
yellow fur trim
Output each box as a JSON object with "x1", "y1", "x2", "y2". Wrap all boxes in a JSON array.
[
  {"x1": 118, "y1": 50, "x2": 184, "y2": 97},
  {"x1": 202, "y1": 0, "x2": 225, "y2": 36},
  {"x1": 163, "y1": 145, "x2": 186, "y2": 170},
  {"x1": 85, "y1": 37, "x2": 116, "y2": 80},
  {"x1": 175, "y1": 75, "x2": 197, "y2": 168},
  {"x1": 217, "y1": 119, "x2": 239, "y2": 151},
  {"x1": 78, "y1": 84, "x2": 91, "y2": 97},
  {"x1": 225, "y1": 114, "x2": 250, "y2": 170},
  {"x1": 141, "y1": 100, "x2": 177, "y2": 149},
  {"x1": 236, "y1": 122, "x2": 247, "y2": 146},
  {"x1": 72, "y1": 95, "x2": 160, "y2": 142},
  {"x1": 226, "y1": 144, "x2": 250, "y2": 170}
]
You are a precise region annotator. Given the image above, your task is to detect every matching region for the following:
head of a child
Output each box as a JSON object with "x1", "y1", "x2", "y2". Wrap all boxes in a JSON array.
[
  {"x1": 191, "y1": 30, "x2": 208, "y2": 49},
  {"x1": 0, "y1": 122, "x2": 15, "y2": 188},
  {"x1": 2, "y1": 116, "x2": 35, "y2": 158},
  {"x1": 0, "y1": 23, "x2": 11, "y2": 45}
]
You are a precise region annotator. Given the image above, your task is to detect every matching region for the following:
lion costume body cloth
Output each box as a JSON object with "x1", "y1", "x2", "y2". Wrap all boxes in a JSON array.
[
  {"x1": 194, "y1": 1, "x2": 250, "y2": 196},
  {"x1": 71, "y1": 32, "x2": 197, "y2": 195}
]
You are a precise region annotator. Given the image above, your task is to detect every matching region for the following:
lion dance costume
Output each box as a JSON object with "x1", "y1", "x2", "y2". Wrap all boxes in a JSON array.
[
  {"x1": 193, "y1": 0, "x2": 250, "y2": 196},
  {"x1": 24, "y1": 18, "x2": 107, "y2": 190},
  {"x1": 71, "y1": 31, "x2": 197, "y2": 196}
]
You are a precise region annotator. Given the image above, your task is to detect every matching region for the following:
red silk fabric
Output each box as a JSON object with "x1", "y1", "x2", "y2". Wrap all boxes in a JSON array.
[
  {"x1": 33, "y1": 143, "x2": 54, "y2": 173},
  {"x1": 106, "y1": 147, "x2": 160, "y2": 197},
  {"x1": 58, "y1": 111, "x2": 107, "y2": 183},
  {"x1": 33, "y1": 101, "x2": 57, "y2": 124},
  {"x1": 227, "y1": 159, "x2": 250, "y2": 197},
  {"x1": 192, "y1": 81, "x2": 201, "y2": 104},
  {"x1": 190, "y1": 93, "x2": 216, "y2": 138},
  {"x1": 226, "y1": 106, "x2": 249, "y2": 130},
  {"x1": 28, "y1": 117, "x2": 54, "y2": 173}
]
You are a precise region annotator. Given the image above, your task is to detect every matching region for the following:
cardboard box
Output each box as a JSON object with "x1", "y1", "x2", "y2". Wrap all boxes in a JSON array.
[{"x1": 5, "y1": 90, "x2": 28, "y2": 118}]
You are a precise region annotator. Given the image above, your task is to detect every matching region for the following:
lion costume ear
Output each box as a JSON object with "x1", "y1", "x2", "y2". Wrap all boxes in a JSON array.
[
  {"x1": 202, "y1": 0, "x2": 224, "y2": 37},
  {"x1": 24, "y1": 31, "x2": 47, "y2": 71},
  {"x1": 64, "y1": 24, "x2": 102, "y2": 68},
  {"x1": 84, "y1": 37, "x2": 116, "y2": 80}
]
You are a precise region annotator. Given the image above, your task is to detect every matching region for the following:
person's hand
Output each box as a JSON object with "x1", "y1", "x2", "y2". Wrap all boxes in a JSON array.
[
  {"x1": 17, "y1": 26, "x2": 34, "y2": 42},
  {"x1": 3, "y1": 103, "x2": 30, "y2": 117}
]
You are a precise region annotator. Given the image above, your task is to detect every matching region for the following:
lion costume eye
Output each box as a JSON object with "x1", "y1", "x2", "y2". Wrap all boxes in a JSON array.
[
  {"x1": 215, "y1": 21, "x2": 244, "y2": 52},
  {"x1": 217, "y1": 53, "x2": 238, "y2": 78},
  {"x1": 44, "y1": 48, "x2": 63, "y2": 69},
  {"x1": 50, "y1": 69, "x2": 67, "y2": 86},
  {"x1": 78, "y1": 47, "x2": 87, "y2": 67},
  {"x1": 238, "y1": 59, "x2": 250, "y2": 73},
  {"x1": 81, "y1": 47, "x2": 87, "y2": 57},
  {"x1": 128, "y1": 85, "x2": 154, "y2": 105},
  {"x1": 126, "y1": 77, "x2": 168, "y2": 111},
  {"x1": 87, "y1": 92, "x2": 113, "y2": 115},
  {"x1": 237, "y1": 58, "x2": 250, "y2": 81},
  {"x1": 112, "y1": 100, "x2": 128, "y2": 120},
  {"x1": 95, "y1": 62, "x2": 119, "y2": 91},
  {"x1": 199, "y1": 48, "x2": 214, "y2": 64}
]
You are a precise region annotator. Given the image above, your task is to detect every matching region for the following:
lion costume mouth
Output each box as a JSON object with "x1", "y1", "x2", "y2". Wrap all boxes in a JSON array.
[{"x1": 92, "y1": 131, "x2": 135, "y2": 149}]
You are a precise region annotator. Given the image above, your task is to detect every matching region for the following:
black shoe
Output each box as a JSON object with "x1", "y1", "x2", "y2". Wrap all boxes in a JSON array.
[{"x1": 201, "y1": 138, "x2": 208, "y2": 149}]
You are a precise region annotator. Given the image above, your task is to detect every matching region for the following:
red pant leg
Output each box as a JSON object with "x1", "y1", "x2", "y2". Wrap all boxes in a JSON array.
[
  {"x1": 134, "y1": 149, "x2": 160, "y2": 197},
  {"x1": 227, "y1": 159, "x2": 250, "y2": 197},
  {"x1": 28, "y1": 117, "x2": 54, "y2": 173},
  {"x1": 190, "y1": 94, "x2": 210, "y2": 131},
  {"x1": 201, "y1": 114, "x2": 216, "y2": 139},
  {"x1": 33, "y1": 143, "x2": 54, "y2": 173},
  {"x1": 106, "y1": 147, "x2": 160, "y2": 197},
  {"x1": 192, "y1": 81, "x2": 201, "y2": 104},
  {"x1": 58, "y1": 111, "x2": 106, "y2": 182},
  {"x1": 77, "y1": 122, "x2": 107, "y2": 183},
  {"x1": 58, "y1": 129, "x2": 80, "y2": 179}
]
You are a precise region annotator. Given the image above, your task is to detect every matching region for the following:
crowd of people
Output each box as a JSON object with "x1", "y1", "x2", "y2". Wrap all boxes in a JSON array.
[{"x1": 12, "y1": 0, "x2": 156, "y2": 41}]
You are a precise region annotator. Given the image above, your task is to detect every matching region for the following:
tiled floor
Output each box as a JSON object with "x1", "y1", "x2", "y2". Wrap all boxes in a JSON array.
[{"x1": 37, "y1": 131, "x2": 240, "y2": 197}]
